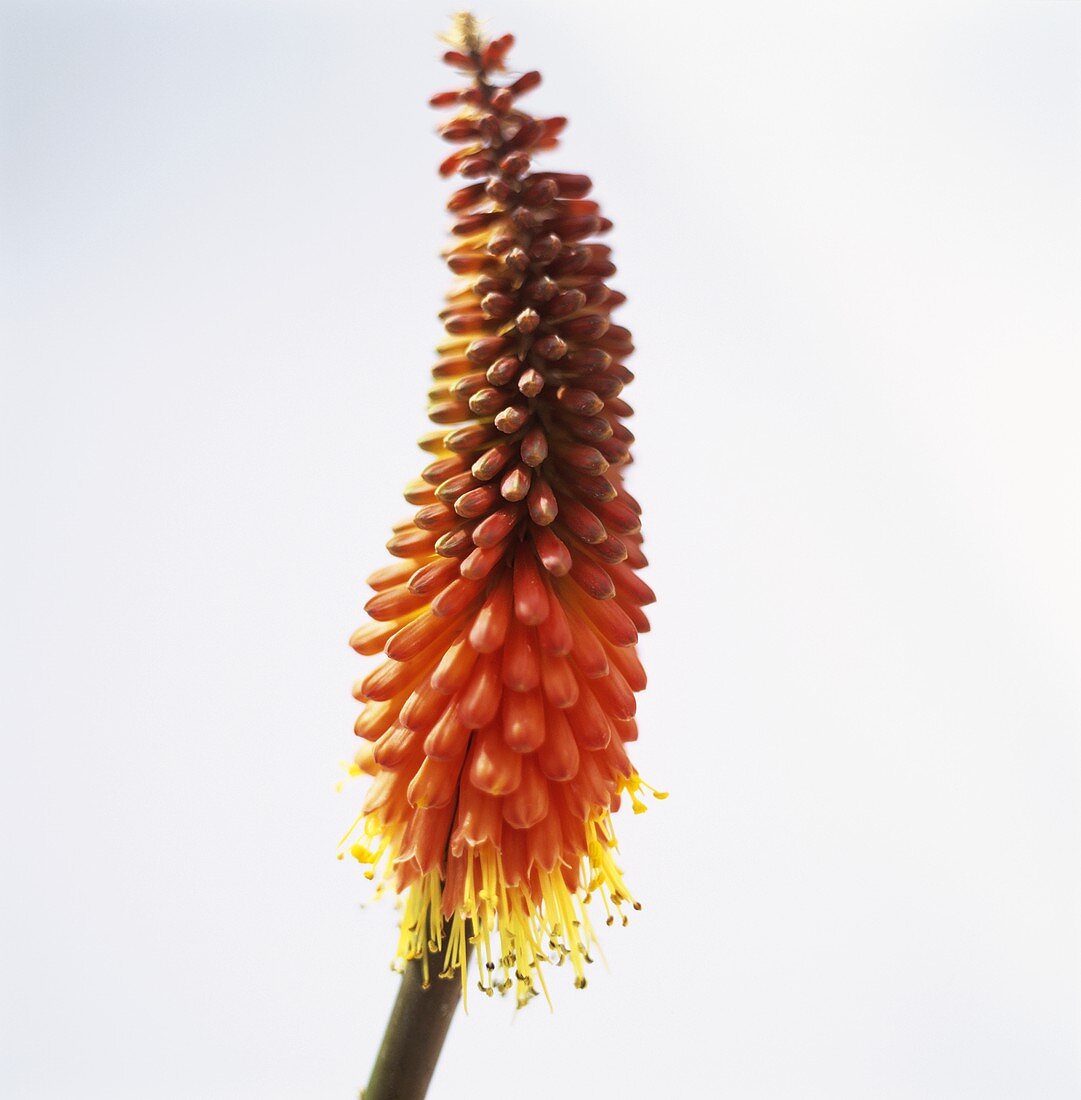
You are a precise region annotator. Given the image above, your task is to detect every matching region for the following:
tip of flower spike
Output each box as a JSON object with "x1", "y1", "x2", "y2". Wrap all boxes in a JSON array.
[{"x1": 446, "y1": 11, "x2": 484, "y2": 55}]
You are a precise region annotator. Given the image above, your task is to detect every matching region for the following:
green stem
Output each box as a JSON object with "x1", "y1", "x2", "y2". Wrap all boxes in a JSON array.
[{"x1": 363, "y1": 930, "x2": 470, "y2": 1100}]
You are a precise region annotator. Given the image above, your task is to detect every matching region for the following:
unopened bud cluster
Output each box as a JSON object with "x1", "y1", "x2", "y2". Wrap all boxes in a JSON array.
[{"x1": 345, "y1": 17, "x2": 658, "y2": 1004}]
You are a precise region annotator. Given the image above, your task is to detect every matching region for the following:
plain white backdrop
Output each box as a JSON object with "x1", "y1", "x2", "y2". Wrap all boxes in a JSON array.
[{"x1": 2, "y1": 1, "x2": 1079, "y2": 1097}]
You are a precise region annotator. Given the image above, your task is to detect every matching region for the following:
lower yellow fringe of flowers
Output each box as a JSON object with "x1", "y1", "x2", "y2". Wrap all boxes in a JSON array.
[{"x1": 341, "y1": 774, "x2": 661, "y2": 1007}]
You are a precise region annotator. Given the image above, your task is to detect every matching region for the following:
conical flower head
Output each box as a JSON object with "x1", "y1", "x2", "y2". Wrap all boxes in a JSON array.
[{"x1": 345, "y1": 15, "x2": 658, "y2": 1004}]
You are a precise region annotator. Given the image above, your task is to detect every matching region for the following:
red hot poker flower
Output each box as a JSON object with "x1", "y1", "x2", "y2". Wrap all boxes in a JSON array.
[{"x1": 344, "y1": 14, "x2": 659, "y2": 1005}]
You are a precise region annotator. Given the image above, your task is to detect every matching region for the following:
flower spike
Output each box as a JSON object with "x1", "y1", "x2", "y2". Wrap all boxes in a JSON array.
[{"x1": 345, "y1": 14, "x2": 658, "y2": 1006}]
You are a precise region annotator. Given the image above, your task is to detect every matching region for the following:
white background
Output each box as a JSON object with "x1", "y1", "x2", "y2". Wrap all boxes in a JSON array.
[{"x1": 2, "y1": 1, "x2": 1079, "y2": 1097}]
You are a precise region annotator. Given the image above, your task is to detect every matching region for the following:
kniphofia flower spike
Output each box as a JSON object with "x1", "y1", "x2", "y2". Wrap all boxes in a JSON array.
[{"x1": 344, "y1": 14, "x2": 660, "y2": 1005}]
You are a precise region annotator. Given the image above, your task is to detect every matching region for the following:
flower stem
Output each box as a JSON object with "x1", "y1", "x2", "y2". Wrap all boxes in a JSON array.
[{"x1": 363, "y1": 928, "x2": 471, "y2": 1100}]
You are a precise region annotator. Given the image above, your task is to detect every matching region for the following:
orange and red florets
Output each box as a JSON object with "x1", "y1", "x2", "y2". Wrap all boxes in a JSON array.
[{"x1": 344, "y1": 17, "x2": 659, "y2": 1004}]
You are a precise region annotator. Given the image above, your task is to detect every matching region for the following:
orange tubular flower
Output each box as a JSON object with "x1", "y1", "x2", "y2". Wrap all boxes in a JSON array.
[{"x1": 344, "y1": 15, "x2": 659, "y2": 1005}]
